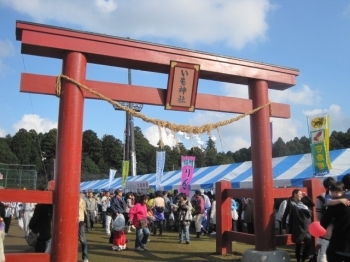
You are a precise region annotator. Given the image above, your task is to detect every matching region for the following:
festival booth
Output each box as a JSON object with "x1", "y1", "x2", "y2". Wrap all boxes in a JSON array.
[{"x1": 80, "y1": 148, "x2": 350, "y2": 192}]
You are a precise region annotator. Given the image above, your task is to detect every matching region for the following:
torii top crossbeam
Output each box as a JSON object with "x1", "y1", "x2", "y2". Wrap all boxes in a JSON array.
[
  {"x1": 15, "y1": 20, "x2": 298, "y2": 262},
  {"x1": 16, "y1": 20, "x2": 298, "y2": 90}
]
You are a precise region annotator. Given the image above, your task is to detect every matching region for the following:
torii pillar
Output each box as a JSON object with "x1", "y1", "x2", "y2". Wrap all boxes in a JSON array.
[
  {"x1": 16, "y1": 20, "x2": 298, "y2": 262},
  {"x1": 249, "y1": 80, "x2": 275, "y2": 250},
  {"x1": 52, "y1": 52, "x2": 87, "y2": 261}
]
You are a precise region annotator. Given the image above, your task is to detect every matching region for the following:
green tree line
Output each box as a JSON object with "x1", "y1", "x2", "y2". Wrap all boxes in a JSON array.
[{"x1": 1, "y1": 127, "x2": 350, "y2": 188}]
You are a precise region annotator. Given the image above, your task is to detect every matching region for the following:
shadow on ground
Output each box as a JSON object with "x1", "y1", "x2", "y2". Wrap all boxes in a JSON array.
[{"x1": 5, "y1": 220, "x2": 297, "y2": 262}]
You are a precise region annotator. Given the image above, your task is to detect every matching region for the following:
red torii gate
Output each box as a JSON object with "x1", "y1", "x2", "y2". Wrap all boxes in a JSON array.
[{"x1": 12, "y1": 20, "x2": 298, "y2": 261}]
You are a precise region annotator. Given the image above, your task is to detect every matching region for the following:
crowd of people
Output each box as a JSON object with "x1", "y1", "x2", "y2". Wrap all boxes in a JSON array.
[
  {"x1": 1, "y1": 174, "x2": 350, "y2": 262},
  {"x1": 274, "y1": 174, "x2": 350, "y2": 262}
]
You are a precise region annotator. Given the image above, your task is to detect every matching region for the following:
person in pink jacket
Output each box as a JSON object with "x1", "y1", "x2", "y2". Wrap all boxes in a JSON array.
[{"x1": 129, "y1": 194, "x2": 150, "y2": 251}]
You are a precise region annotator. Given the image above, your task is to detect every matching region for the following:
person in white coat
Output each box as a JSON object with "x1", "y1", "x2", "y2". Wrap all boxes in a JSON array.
[
  {"x1": 22, "y1": 202, "x2": 36, "y2": 237},
  {"x1": 209, "y1": 194, "x2": 216, "y2": 235}
]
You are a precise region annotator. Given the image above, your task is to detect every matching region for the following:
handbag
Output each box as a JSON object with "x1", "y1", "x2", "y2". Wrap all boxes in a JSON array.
[
  {"x1": 26, "y1": 231, "x2": 38, "y2": 247},
  {"x1": 139, "y1": 218, "x2": 148, "y2": 228},
  {"x1": 106, "y1": 207, "x2": 113, "y2": 216},
  {"x1": 232, "y1": 209, "x2": 238, "y2": 221},
  {"x1": 112, "y1": 213, "x2": 125, "y2": 231},
  {"x1": 185, "y1": 211, "x2": 193, "y2": 221},
  {"x1": 18, "y1": 217, "x2": 24, "y2": 230}
]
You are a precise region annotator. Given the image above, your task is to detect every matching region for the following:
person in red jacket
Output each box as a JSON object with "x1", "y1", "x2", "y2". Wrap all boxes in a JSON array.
[
  {"x1": 129, "y1": 194, "x2": 150, "y2": 251},
  {"x1": 191, "y1": 190, "x2": 205, "y2": 238}
]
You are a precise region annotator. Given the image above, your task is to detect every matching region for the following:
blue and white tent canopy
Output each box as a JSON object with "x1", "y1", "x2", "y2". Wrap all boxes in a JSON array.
[{"x1": 80, "y1": 148, "x2": 350, "y2": 192}]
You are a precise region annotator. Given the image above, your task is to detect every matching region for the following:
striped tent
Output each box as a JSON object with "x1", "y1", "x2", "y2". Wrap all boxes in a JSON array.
[{"x1": 80, "y1": 148, "x2": 350, "y2": 192}]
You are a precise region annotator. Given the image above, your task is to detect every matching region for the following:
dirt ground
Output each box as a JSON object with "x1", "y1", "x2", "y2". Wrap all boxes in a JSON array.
[{"x1": 4, "y1": 219, "x2": 298, "y2": 262}]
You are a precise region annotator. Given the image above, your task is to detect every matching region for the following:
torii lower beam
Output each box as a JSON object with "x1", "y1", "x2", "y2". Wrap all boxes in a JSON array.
[{"x1": 20, "y1": 73, "x2": 291, "y2": 118}]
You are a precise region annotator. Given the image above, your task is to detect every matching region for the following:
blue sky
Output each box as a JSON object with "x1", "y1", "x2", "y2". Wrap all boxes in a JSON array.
[{"x1": 1, "y1": 0, "x2": 350, "y2": 153}]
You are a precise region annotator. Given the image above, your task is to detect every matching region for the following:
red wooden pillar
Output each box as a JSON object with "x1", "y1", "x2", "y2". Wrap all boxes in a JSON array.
[
  {"x1": 51, "y1": 52, "x2": 86, "y2": 262},
  {"x1": 248, "y1": 80, "x2": 276, "y2": 251},
  {"x1": 303, "y1": 178, "x2": 323, "y2": 222},
  {"x1": 215, "y1": 180, "x2": 232, "y2": 255}
]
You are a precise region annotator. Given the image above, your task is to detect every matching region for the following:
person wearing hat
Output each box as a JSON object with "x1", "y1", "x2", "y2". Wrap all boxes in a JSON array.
[
  {"x1": 200, "y1": 189, "x2": 211, "y2": 209},
  {"x1": 191, "y1": 190, "x2": 205, "y2": 238},
  {"x1": 110, "y1": 189, "x2": 125, "y2": 217}
]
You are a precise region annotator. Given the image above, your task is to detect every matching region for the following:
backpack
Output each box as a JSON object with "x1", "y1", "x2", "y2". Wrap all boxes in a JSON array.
[{"x1": 316, "y1": 195, "x2": 327, "y2": 217}]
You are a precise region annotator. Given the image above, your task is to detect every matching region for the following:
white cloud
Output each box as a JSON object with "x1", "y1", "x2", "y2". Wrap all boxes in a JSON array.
[
  {"x1": 0, "y1": 40, "x2": 15, "y2": 57},
  {"x1": 222, "y1": 83, "x2": 322, "y2": 106},
  {"x1": 0, "y1": 60, "x2": 10, "y2": 77},
  {"x1": 303, "y1": 104, "x2": 350, "y2": 133},
  {"x1": 94, "y1": 0, "x2": 117, "y2": 13},
  {"x1": 12, "y1": 114, "x2": 57, "y2": 134},
  {"x1": 0, "y1": 39, "x2": 15, "y2": 76},
  {"x1": 187, "y1": 111, "x2": 252, "y2": 152},
  {"x1": 0, "y1": 127, "x2": 7, "y2": 137},
  {"x1": 271, "y1": 118, "x2": 301, "y2": 142},
  {"x1": 2, "y1": 0, "x2": 273, "y2": 49},
  {"x1": 143, "y1": 126, "x2": 178, "y2": 148},
  {"x1": 341, "y1": 4, "x2": 350, "y2": 17},
  {"x1": 270, "y1": 85, "x2": 322, "y2": 106}
]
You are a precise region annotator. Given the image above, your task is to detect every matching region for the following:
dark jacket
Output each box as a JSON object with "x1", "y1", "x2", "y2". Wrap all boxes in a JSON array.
[
  {"x1": 191, "y1": 195, "x2": 205, "y2": 215},
  {"x1": 29, "y1": 204, "x2": 53, "y2": 241},
  {"x1": 320, "y1": 194, "x2": 350, "y2": 262},
  {"x1": 282, "y1": 196, "x2": 314, "y2": 243},
  {"x1": 0, "y1": 202, "x2": 5, "y2": 219},
  {"x1": 110, "y1": 196, "x2": 124, "y2": 214}
]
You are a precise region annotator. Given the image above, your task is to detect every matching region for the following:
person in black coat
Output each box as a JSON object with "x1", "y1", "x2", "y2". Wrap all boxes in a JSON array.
[
  {"x1": 321, "y1": 182, "x2": 350, "y2": 262},
  {"x1": 0, "y1": 203, "x2": 5, "y2": 221},
  {"x1": 29, "y1": 203, "x2": 53, "y2": 252},
  {"x1": 282, "y1": 189, "x2": 314, "y2": 262}
]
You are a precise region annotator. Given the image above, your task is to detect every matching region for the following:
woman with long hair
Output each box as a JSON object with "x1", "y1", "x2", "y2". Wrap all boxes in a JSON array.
[
  {"x1": 123, "y1": 192, "x2": 135, "y2": 231},
  {"x1": 174, "y1": 193, "x2": 192, "y2": 244},
  {"x1": 129, "y1": 194, "x2": 150, "y2": 251}
]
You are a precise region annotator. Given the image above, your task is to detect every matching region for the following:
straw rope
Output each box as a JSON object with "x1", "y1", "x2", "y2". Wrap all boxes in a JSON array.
[{"x1": 55, "y1": 74, "x2": 271, "y2": 136}]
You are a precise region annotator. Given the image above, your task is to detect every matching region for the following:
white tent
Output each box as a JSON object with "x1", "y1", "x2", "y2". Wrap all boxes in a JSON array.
[{"x1": 80, "y1": 148, "x2": 350, "y2": 192}]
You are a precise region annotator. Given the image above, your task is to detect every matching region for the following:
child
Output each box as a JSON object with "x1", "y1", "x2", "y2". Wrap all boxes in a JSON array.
[{"x1": 317, "y1": 182, "x2": 350, "y2": 262}]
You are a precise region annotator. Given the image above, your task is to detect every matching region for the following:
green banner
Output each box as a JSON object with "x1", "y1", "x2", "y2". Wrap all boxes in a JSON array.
[
  {"x1": 122, "y1": 161, "x2": 129, "y2": 186},
  {"x1": 311, "y1": 142, "x2": 329, "y2": 176}
]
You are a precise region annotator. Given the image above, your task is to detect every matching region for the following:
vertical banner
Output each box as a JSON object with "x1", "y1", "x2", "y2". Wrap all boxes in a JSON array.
[
  {"x1": 108, "y1": 169, "x2": 117, "y2": 190},
  {"x1": 307, "y1": 113, "x2": 331, "y2": 176},
  {"x1": 121, "y1": 161, "x2": 129, "y2": 186},
  {"x1": 155, "y1": 151, "x2": 166, "y2": 190},
  {"x1": 179, "y1": 156, "x2": 196, "y2": 196}
]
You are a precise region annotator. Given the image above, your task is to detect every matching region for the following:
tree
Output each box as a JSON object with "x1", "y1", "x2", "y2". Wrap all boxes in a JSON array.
[
  {"x1": 204, "y1": 138, "x2": 217, "y2": 166},
  {"x1": 189, "y1": 147, "x2": 206, "y2": 168},
  {"x1": 216, "y1": 151, "x2": 232, "y2": 165},
  {"x1": 40, "y1": 128, "x2": 57, "y2": 181},
  {"x1": 0, "y1": 138, "x2": 18, "y2": 164},
  {"x1": 10, "y1": 129, "x2": 39, "y2": 165},
  {"x1": 272, "y1": 137, "x2": 290, "y2": 157},
  {"x1": 81, "y1": 155, "x2": 100, "y2": 181},
  {"x1": 299, "y1": 136, "x2": 311, "y2": 154},
  {"x1": 233, "y1": 147, "x2": 251, "y2": 162},
  {"x1": 101, "y1": 134, "x2": 123, "y2": 171},
  {"x1": 82, "y1": 130, "x2": 102, "y2": 165},
  {"x1": 134, "y1": 127, "x2": 157, "y2": 174}
]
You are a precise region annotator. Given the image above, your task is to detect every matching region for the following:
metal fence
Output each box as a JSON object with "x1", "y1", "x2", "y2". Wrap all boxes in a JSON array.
[{"x1": 0, "y1": 163, "x2": 37, "y2": 189}]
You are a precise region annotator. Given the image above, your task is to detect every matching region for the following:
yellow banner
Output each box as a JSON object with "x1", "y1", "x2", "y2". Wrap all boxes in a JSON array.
[
  {"x1": 122, "y1": 161, "x2": 129, "y2": 186},
  {"x1": 308, "y1": 113, "x2": 332, "y2": 173}
]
